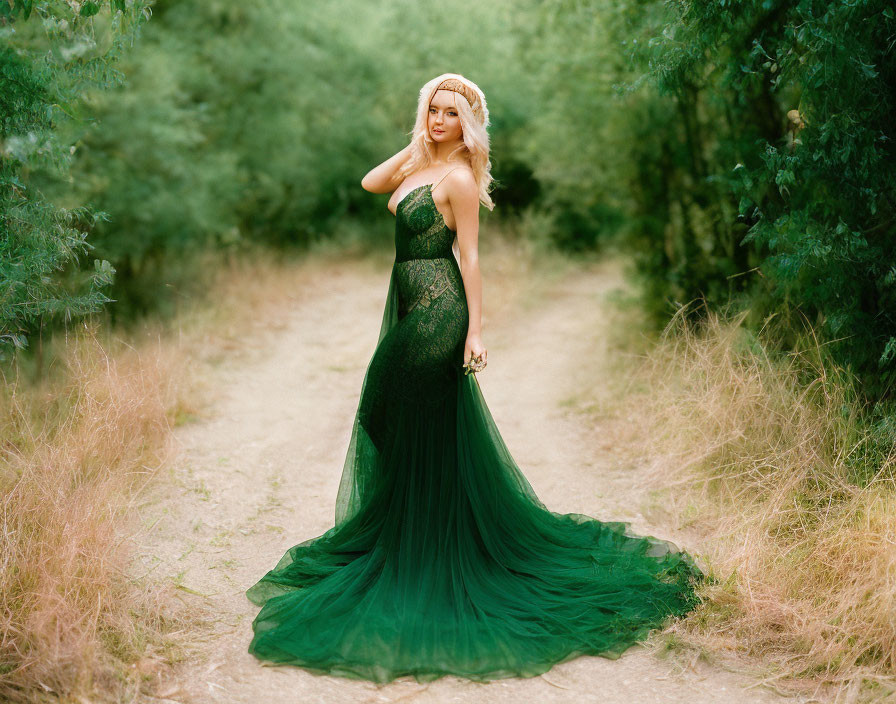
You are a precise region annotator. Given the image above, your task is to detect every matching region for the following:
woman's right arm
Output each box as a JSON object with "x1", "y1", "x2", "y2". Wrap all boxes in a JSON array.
[{"x1": 361, "y1": 144, "x2": 413, "y2": 194}]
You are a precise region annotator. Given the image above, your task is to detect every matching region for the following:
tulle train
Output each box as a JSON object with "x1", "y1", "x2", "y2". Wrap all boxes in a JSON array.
[{"x1": 245, "y1": 265, "x2": 706, "y2": 683}]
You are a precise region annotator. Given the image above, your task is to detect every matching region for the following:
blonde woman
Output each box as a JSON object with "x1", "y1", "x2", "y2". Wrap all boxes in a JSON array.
[{"x1": 245, "y1": 73, "x2": 707, "y2": 684}]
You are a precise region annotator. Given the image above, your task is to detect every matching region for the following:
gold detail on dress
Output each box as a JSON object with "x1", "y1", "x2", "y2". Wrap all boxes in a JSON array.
[
  {"x1": 401, "y1": 259, "x2": 462, "y2": 316},
  {"x1": 402, "y1": 187, "x2": 452, "y2": 236}
]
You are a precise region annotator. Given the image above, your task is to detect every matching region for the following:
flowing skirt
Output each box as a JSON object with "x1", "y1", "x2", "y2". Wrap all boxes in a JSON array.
[{"x1": 245, "y1": 262, "x2": 706, "y2": 683}]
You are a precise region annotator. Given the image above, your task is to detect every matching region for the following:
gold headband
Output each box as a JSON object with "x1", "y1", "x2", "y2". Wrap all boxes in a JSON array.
[{"x1": 434, "y1": 78, "x2": 483, "y2": 120}]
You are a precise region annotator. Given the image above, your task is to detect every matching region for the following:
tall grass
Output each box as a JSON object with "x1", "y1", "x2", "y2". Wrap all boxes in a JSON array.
[
  {"x1": 613, "y1": 303, "x2": 896, "y2": 702},
  {"x1": 0, "y1": 324, "x2": 194, "y2": 701},
  {"x1": 0, "y1": 234, "x2": 474, "y2": 701},
  {"x1": 0, "y1": 241, "x2": 330, "y2": 702}
]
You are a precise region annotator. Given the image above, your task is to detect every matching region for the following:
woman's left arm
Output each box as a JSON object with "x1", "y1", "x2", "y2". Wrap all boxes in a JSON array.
[{"x1": 449, "y1": 170, "x2": 487, "y2": 368}]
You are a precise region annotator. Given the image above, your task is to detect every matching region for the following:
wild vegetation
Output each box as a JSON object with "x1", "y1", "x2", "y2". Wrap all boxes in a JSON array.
[
  {"x1": 604, "y1": 304, "x2": 896, "y2": 699},
  {"x1": 2, "y1": 0, "x2": 894, "y2": 700}
]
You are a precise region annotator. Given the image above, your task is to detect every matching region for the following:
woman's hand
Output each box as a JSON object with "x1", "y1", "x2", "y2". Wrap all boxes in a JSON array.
[{"x1": 463, "y1": 333, "x2": 487, "y2": 375}]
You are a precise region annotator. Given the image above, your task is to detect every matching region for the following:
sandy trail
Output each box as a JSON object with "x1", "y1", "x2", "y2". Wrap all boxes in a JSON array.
[{"x1": 136, "y1": 252, "x2": 804, "y2": 704}]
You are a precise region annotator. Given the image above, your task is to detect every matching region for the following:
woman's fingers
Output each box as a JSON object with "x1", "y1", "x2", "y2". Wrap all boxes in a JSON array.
[{"x1": 462, "y1": 349, "x2": 487, "y2": 374}]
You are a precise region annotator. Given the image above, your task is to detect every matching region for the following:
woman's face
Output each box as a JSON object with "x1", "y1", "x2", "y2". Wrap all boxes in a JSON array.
[{"x1": 428, "y1": 89, "x2": 463, "y2": 143}]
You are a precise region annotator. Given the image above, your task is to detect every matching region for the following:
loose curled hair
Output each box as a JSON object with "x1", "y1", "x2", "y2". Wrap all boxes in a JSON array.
[{"x1": 398, "y1": 73, "x2": 495, "y2": 211}]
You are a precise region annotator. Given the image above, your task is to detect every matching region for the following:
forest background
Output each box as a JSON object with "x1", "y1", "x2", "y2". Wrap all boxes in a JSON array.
[{"x1": 2, "y1": 0, "x2": 895, "y2": 702}]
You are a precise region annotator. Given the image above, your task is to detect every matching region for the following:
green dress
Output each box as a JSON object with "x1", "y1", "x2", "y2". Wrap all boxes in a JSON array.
[{"x1": 245, "y1": 179, "x2": 707, "y2": 683}]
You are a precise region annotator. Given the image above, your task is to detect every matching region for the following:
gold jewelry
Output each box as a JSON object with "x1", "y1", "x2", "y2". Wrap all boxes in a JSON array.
[
  {"x1": 463, "y1": 351, "x2": 487, "y2": 375},
  {"x1": 435, "y1": 78, "x2": 484, "y2": 121}
]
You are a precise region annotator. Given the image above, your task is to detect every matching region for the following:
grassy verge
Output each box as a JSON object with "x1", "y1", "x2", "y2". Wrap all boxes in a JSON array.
[
  {"x1": 0, "y1": 241, "x2": 371, "y2": 702},
  {"x1": 599, "y1": 298, "x2": 896, "y2": 702},
  {"x1": 0, "y1": 222, "x2": 553, "y2": 701},
  {"x1": 0, "y1": 319, "x2": 199, "y2": 701}
]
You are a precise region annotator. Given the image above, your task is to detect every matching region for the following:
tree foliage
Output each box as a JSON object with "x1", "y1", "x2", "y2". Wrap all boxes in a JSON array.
[
  {"x1": 5, "y1": 0, "x2": 896, "y2": 403},
  {"x1": 63, "y1": 0, "x2": 537, "y2": 318},
  {"x1": 0, "y1": 0, "x2": 148, "y2": 358},
  {"x1": 631, "y1": 0, "x2": 896, "y2": 401}
]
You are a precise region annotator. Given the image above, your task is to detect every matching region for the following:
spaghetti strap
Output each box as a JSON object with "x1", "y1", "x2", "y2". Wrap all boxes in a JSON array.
[
  {"x1": 431, "y1": 166, "x2": 463, "y2": 193},
  {"x1": 245, "y1": 145, "x2": 707, "y2": 682}
]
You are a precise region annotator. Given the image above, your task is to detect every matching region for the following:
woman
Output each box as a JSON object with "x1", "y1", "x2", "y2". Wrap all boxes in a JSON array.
[{"x1": 245, "y1": 73, "x2": 707, "y2": 684}]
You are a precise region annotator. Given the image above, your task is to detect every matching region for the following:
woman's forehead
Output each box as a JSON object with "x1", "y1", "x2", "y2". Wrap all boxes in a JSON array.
[{"x1": 430, "y1": 89, "x2": 458, "y2": 107}]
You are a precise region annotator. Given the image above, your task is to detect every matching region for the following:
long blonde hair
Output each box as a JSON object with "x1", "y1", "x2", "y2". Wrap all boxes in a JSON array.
[{"x1": 398, "y1": 73, "x2": 495, "y2": 211}]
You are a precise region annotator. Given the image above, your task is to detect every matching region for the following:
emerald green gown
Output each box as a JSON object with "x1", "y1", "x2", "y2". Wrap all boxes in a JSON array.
[{"x1": 245, "y1": 182, "x2": 707, "y2": 683}]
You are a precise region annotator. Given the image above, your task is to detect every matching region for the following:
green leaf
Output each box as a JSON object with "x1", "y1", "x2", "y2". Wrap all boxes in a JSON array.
[
  {"x1": 93, "y1": 259, "x2": 116, "y2": 285},
  {"x1": 880, "y1": 338, "x2": 896, "y2": 367},
  {"x1": 12, "y1": 0, "x2": 33, "y2": 20},
  {"x1": 80, "y1": 1, "x2": 100, "y2": 17},
  {"x1": 856, "y1": 60, "x2": 878, "y2": 79}
]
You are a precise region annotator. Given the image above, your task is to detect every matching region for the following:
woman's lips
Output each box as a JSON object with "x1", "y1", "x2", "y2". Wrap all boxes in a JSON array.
[{"x1": 433, "y1": 129, "x2": 444, "y2": 134}]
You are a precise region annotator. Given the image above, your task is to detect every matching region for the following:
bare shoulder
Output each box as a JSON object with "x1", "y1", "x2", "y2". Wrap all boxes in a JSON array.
[{"x1": 444, "y1": 165, "x2": 478, "y2": 203}]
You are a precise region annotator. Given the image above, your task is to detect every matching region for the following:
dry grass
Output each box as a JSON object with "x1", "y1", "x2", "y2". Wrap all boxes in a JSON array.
[
  {"x1": 0, "y1": 322, "x2": 200, "y2": 702},
  {"x1": 0, "y1": 242, "x2": 350, "y2": 703},
  {"x1": 0, "y1": 230, "x2": 546, "y2": 702},
  {"x1": 607, "y1": 302, "x2": 896, "y2": 703}
]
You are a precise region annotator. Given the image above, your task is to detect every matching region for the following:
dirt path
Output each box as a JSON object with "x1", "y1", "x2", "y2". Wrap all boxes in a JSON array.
[{"x1": 136, "y1": 252, "x2": 805, "y2": 704}]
